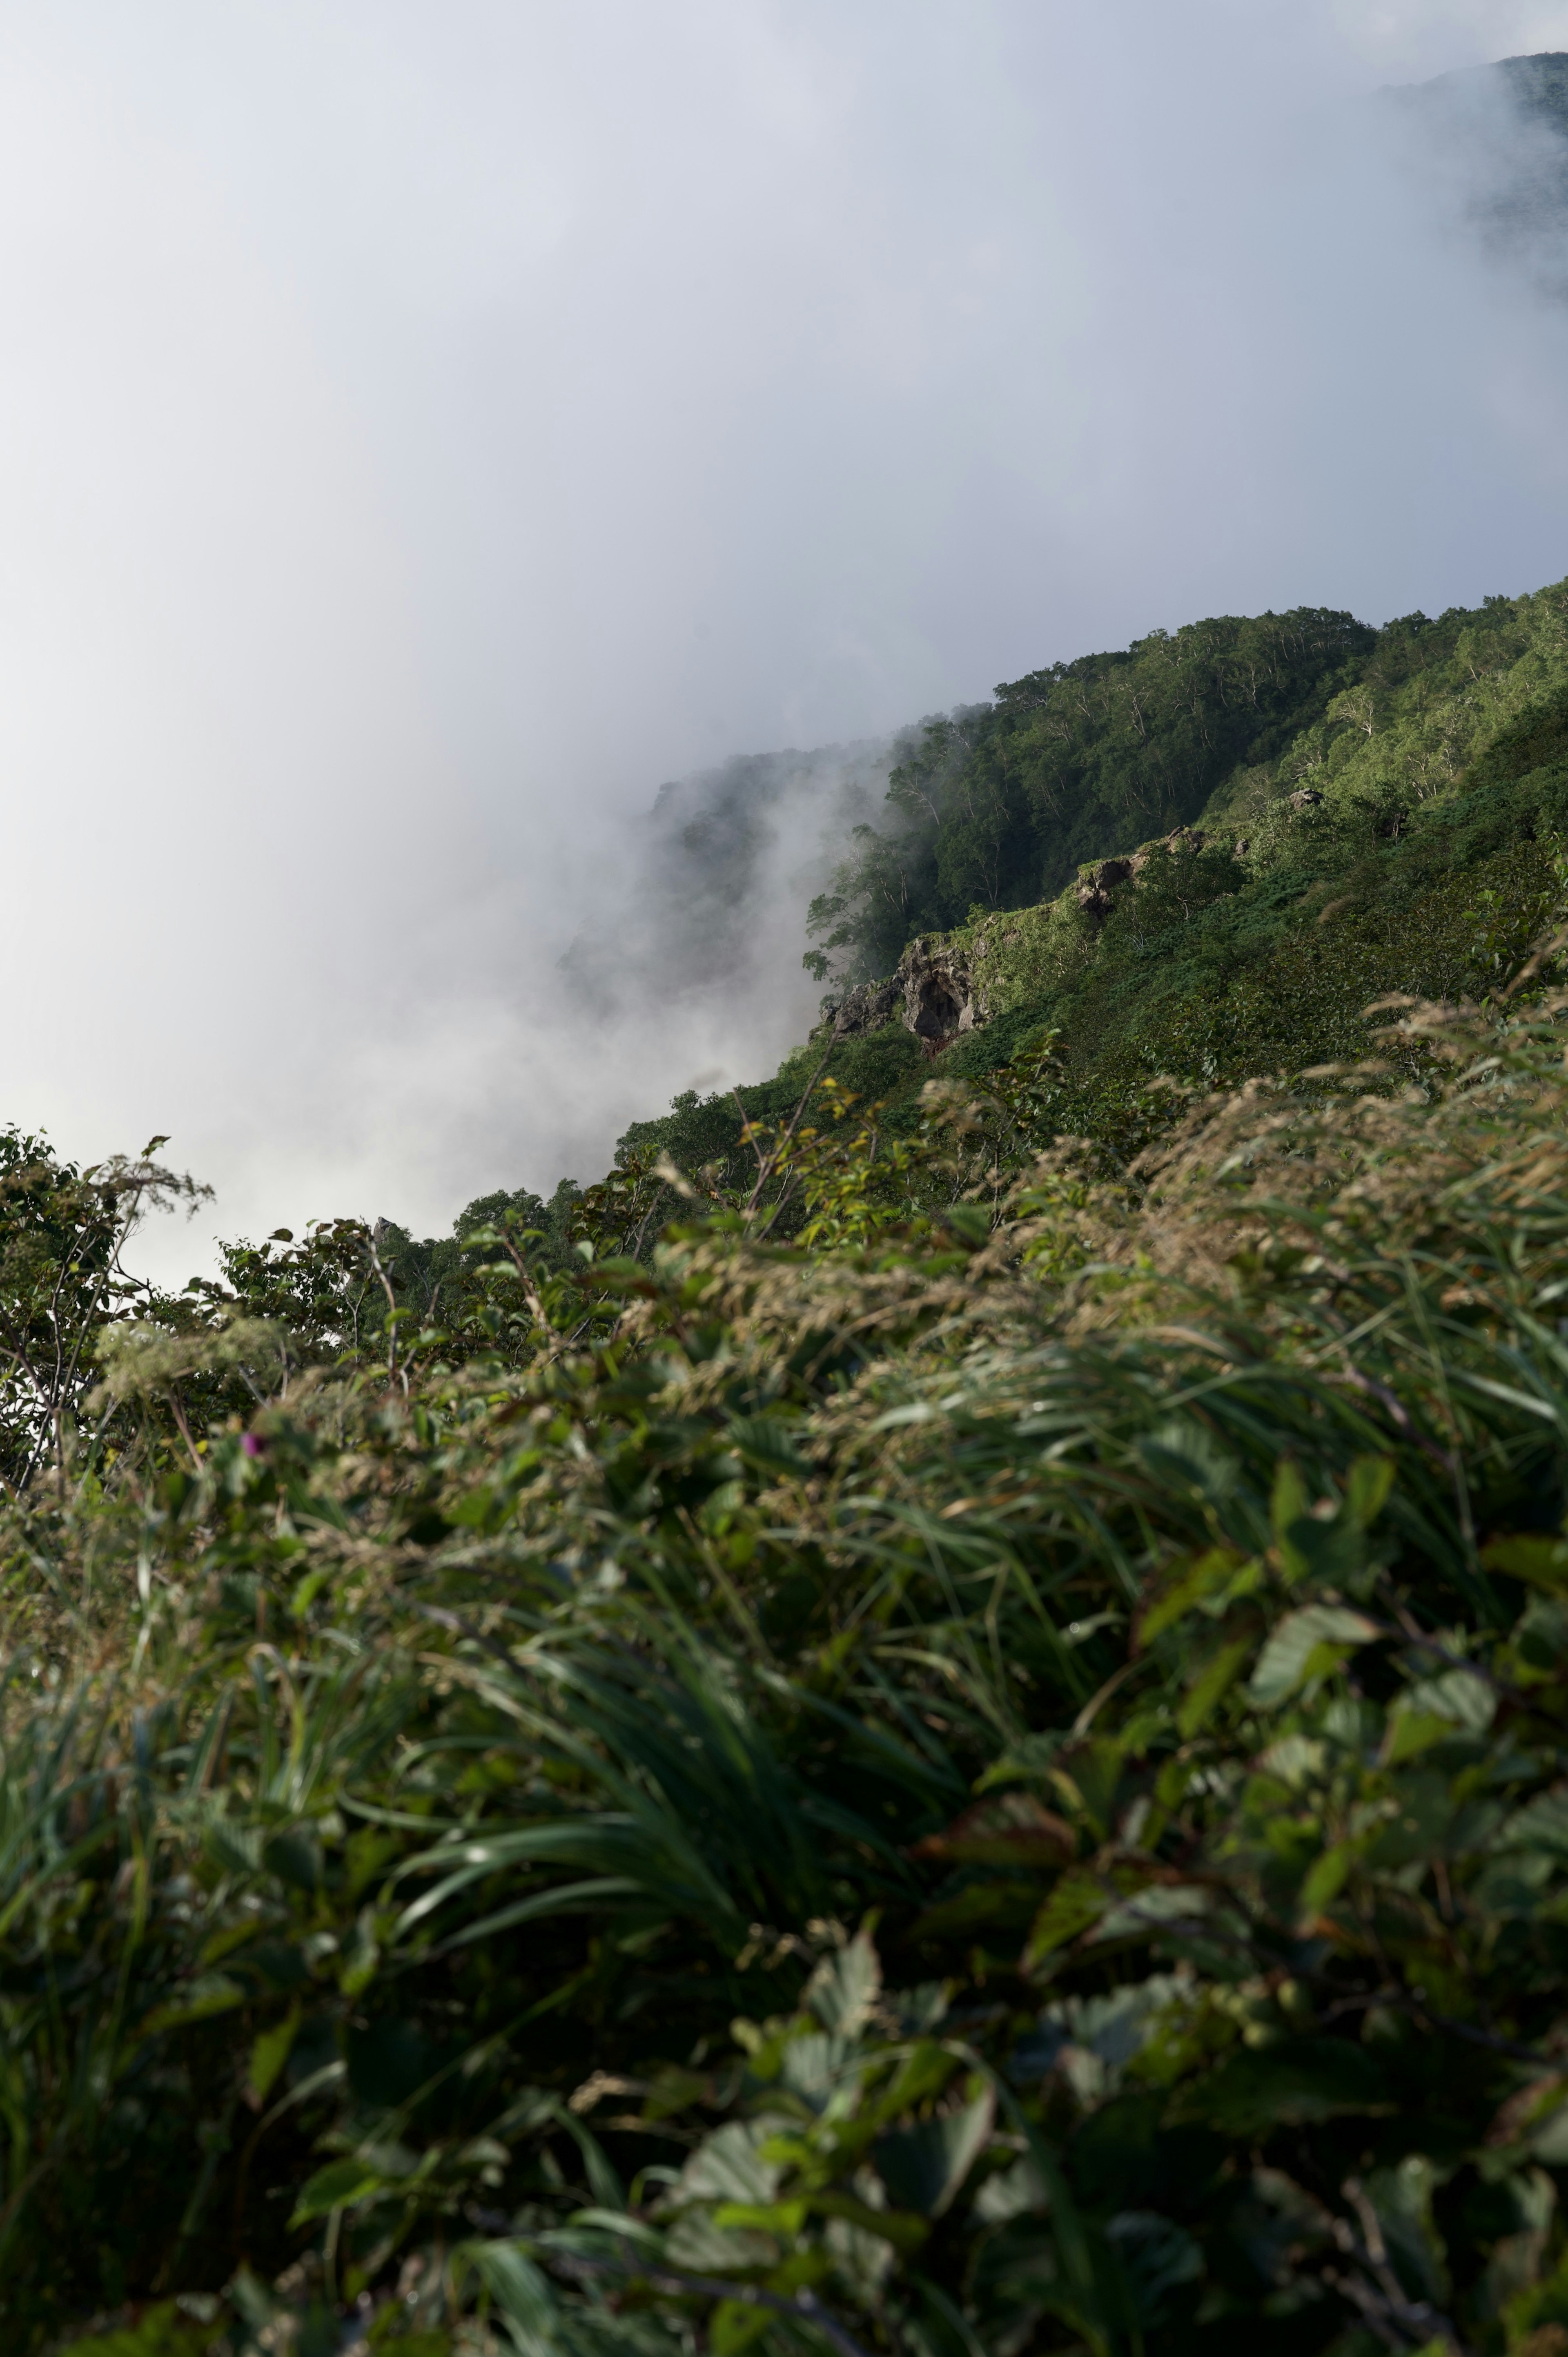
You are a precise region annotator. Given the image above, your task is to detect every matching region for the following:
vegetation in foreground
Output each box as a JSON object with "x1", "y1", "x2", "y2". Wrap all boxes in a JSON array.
[{"x1": 9, "y1": 576, "x2": 1568, "y2": 2354}]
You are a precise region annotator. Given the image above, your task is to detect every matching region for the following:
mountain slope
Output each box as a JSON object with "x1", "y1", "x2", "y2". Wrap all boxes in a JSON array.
[{"x1": 611, "y1": 574, "x2": 1568, "y2": 1206}]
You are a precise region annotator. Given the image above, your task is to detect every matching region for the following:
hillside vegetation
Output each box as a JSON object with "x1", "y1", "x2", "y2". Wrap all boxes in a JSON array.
[{"x1": 10, "y1": 576, "x2": 1568, "y2": 2356}]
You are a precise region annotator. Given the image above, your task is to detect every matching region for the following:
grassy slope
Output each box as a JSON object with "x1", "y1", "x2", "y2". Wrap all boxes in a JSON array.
[{"x1": 17, "y1": 577, "x2": 1568, "y2": 2355}]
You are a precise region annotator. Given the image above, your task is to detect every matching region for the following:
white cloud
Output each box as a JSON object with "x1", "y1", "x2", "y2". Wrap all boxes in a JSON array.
[{"x1": 0, "y1": 2, "x2": 1561, "y2": 1278}]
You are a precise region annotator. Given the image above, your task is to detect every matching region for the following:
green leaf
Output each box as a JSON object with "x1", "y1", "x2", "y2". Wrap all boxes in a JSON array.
[
  {"x1": 136, "y1": 1974, "x2": 246, "y2": 2040},
  {"x1": 710, "y1": 2298, "x2": 776, "y2": 2357},
  {"x1": 1501, "y1": 1786, "x2": 1568, "y2": 1855},
  {"x1": 288, "y1": 2156, "x2": 388, "y2": 2224},
  {"x1": 678, "y1": 2121, "x2": 782, "y2": 2207},
  {"x1": 1270, "y1": 1459, "x2": 1309, "y2": 1550},
  {"x1": 464, "y1": 2241, "x2": 561, "y2": 2347},
  {"x1": 1345, "y1": 1454, "x2": 1396, "y2": 1530},
  {"x1": 803, "y1": 1928, "x2": 881, "y2": 2034},
  {"x1": 1181, "y1": 2038, "x2": 1393, "y2": 2136},
  {"x1": 246, "y1": 2000, "x2": 301, "y2": 2107},
  {"x1": 1299, "y1": 1840, "x2": 1354, "y2": 1913},
  {"x1": 1248, "y1": 1606, "x2": 1380, "y2": 1707},
  {"x1": 1384, "y1": 1668, "x2": 1494, "y2": 1766},
  {"x1": 1179, "y1": 1634, "x2": 1254, "y2": 1737},
  {"x1": 53, "y1": 2306, "x2": 211, "y2": 2357},
  {"x1": 1023, "y1": 1871, "x2": 1108, "y2": 1966},
  {"x1": 726, "y1": 1414, "x2": 808, "y2": 1478},
  {"x1": 873, "y1": 2083, "x2": 994, "y2": 2217},
  {"x1": 1483, "y1": 1533, "x2": 1568, "y2": 1588},
  {"x1": 1138, "y1": 1548, "x2": 1256, "y2": 1647}
]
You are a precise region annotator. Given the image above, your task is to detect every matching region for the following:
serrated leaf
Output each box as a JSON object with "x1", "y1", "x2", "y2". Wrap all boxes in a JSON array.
[
  {"x1": 1500, "y1": 1785, "x2": 1568, "y2": 1855},
  {"x1": 1181, "y1": 2038, "x2": 1392, "y2": 2135},
  {"x1": 1248, "y1": 1606, "x2": 1380, "y2": 1706},
  {"x1": 1384, "y1": 1668, "x2": 1494, "y2": 1765},
  {"x1": 1022, "y1": 1871, "x2": 1107, "y2": 1966},
  {"x1": 804, "y1": 1928, "x2": 880, "y2": 2034},
  {"x1": 910, "y1": 1791, "x2": 1075, "y2": 1869},
  {"x1": 678, "y1": 2120, "x2": 782, "y2": 2207},
  {"x1": 1138, "y1": 1548, "x2": 1256, "y2": 1648},
  {"x1": 874, "y1": 2084, "x2": 994, "y2": 2218}
]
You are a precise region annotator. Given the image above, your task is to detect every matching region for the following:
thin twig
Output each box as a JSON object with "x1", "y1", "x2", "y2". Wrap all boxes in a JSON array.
[{"x1": 745, "y1": 1020, "x2": 845, "y2": 1215}]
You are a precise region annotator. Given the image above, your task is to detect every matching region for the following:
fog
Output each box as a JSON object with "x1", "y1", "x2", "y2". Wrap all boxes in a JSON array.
[{"x1": 2, "y1": 0, "x2": 1568, "y2": 1278}]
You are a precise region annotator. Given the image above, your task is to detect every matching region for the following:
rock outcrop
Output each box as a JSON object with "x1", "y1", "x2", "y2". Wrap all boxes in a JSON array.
[
  {"x1": 818, "y1": 975, "x2": 902, "y2": 1037},
  {"x1": 1075, "y1": 826, "x2": 1211, "y2": 923},
  {"x1": 817, "y1": 934, "x2": 978, "y2": 1050}
]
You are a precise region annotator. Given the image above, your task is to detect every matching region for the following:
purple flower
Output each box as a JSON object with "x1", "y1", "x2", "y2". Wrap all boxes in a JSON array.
[{"x1": 241, "y1": 1432, "x2": 264, "y2": 1457}]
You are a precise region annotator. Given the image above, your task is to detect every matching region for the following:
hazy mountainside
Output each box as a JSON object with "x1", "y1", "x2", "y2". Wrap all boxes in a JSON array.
[
  {"x1": 610, "y1": 575, "x2": 1568, "y2": 1211},
  {"x1": 558, "y1": 735, "x2": 911, "y2": 1019},
  {"x1": 1389, "y1": 51, "x2": 1568, "y2": 287},
  {"x1": 800, "y1": 610, "x2": 1374, "y2": 985}
]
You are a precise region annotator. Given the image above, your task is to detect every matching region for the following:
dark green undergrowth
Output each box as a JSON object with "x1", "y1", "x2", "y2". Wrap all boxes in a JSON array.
[
  {"x1": 14, "y1": 579, "x2": 1568, "y2": 2355},
  {"x1": 11, "y1": 986, "x2": 1568, "y2": 2355}
]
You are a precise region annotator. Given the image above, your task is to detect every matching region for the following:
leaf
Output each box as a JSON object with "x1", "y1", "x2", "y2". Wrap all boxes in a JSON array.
[
  {"x1": 710, "y1": 2298, "x2": 776, "y2": 2357},
  {"x1": 288, "y1": 2156, "x2": 388, "y2": 2224},
  {"x1": 1299, "y1": 1840, "x2": 1354, "y2": 1913},
  {"x1": 1483, "y1": 1533, "x2": 1568, "y2": 1589},
  {"x1": 911, "y1": 1881, "x2": 1042, "y2": 1942},
  {"x1": 1179, "y1": 1635, "x2": 1254, "y2": 1737},
  {"x1": 464, "y1": 2241, "x2": 561, "y2": 2353},
  {"x1": 1057, "y1": 1737, "x2": 1123, "y2": 1840},
  {"x1": 1136, "y1": 1420, "x2": 1239, "y2": 1503},
  {"x1": 1500, "y1": 1785, "x2": 1568, "y2": 1855},
  {"x1": 53, "y1": 2306, "x2": 211, "y2": 2357},
  {"x1": 1384, "y1": 1668, "x2": 1495, "y2": 1763},
  {"x1": 1345, "y1": 1454, "x2": 1396, "y2": 1530},
  {"x1": 1023, "y1": 1872, "x2": 1108, "y2": 1967},
  {"x1": 1137, "y1": 1548, "x2": 1257, "y2": 1648},
  {"x1": 1270, "y1": 1459, "x2": 1309, "y2": 1549},
  {"x1": 1180, "y1": 2038, "x2": 1392, "y2": 2136},
  {"x1": 803, "y1": 1928, "x2": 881, "y2": 2034},
  {"x1": 246, "y1": 2001, "x2": 301, "y2": 2107},
  {"x1": 136, "y1": 1974, "x2": 246, "y2": 2040},
  {"x1": 874, "y1": 2083, "x2": 995, "y2": 2218},
  {"x1": 1276, "y1": 1514, "x2": 1368, "y2": 1588},
  {"x1": 726, "y1": 1415, "x2": 808, "y2": 1478},
  {"x1": 678, "y1": 2121, "x2": 783, "y2": 2207},
  {"x1": 910, "y1": 1792, "x2": 1076, "y2": 1869},
  {"x1": 1247, "y1": 1606, "x2": 1380, "y2": 1707},
  {"x1": 1089, "y1": 1883, "x2": 1211, "y2": 1946}
]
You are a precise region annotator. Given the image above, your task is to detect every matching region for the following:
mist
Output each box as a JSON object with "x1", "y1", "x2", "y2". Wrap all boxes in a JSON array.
[{"x1": 3, "y1": 0, "x2": 1568, "y2": 1279}]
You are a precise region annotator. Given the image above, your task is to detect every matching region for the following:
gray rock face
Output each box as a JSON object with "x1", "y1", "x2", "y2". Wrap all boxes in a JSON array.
[
  {"x1": 818, "y1": 975, "x2": 903, "y2": 1037},
  {"x1": 817, "y1": 934, "x2": 978, "y2": 1050},
  {"x1": 1075, "y1": 826, "x2": 1211, "y2": 923},
  {"x1": 902, "y1": 935, "x2": 976, "y2": 1045}
]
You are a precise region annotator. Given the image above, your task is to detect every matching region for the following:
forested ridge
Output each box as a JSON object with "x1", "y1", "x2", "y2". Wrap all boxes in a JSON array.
[{"x1": 13, "y1": 572, "x2": 1568, "y2": 2356}]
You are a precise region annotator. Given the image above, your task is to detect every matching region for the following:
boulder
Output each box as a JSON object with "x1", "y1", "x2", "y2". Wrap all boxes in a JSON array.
[
  {"x1": 815, "y1": 934, "x2": 978, "y2": 1051},
  {"x1": 817, "y1": 975, "x2": 902, "y2": 1038}
]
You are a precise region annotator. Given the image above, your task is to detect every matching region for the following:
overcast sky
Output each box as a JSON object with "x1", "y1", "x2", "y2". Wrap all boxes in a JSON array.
[{"x1": 3, "y1": 0, "x2": 1568, "y2": 1278}]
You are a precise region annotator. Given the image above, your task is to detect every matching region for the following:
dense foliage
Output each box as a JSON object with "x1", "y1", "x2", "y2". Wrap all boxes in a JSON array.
[
  {"x1": 803, "y1": 589, "x2": 1563, "y2": 990},
  {"x1": 13, "y1": 577, "x2": 1568, "y2": 2356},
  {"x1": 802, "y1": 610, "x2": 1375, "y2": 980}
]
